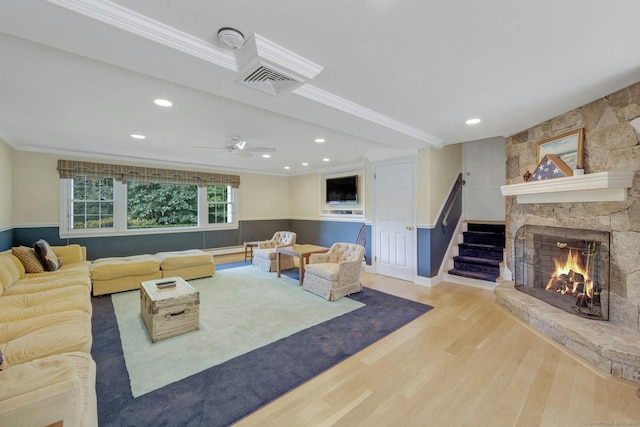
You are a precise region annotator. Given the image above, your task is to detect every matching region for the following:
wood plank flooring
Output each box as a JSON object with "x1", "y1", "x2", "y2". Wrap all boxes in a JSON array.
[{"x1": 215, "y1": 254, "x2": 640, "y2": 426}]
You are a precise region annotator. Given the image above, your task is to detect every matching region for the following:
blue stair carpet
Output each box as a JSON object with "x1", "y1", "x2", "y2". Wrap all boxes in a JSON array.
[{"x1": 448, "y1": 223, "x2": 505, "y2": 283}]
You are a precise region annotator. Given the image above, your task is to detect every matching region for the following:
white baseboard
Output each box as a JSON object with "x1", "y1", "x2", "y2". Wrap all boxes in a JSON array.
[{"x1": 205, "y1": 246, "x2": 244, "y2": 256}]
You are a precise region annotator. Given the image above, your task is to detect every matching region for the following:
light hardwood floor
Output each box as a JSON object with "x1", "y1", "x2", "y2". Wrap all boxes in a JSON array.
[{"x1": 215, "y1": 254, "x2": 640, "y2": 426}]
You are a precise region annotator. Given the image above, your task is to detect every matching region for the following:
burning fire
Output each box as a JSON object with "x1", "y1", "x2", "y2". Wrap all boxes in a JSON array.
[{"x1": 545, "y1": 249, "x2": 594, "y2": 298}]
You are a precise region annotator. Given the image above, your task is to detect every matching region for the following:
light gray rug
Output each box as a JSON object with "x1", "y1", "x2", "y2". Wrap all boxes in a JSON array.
[{"x1": 111, "y1": 266, "x2": 364, "y2": 397}]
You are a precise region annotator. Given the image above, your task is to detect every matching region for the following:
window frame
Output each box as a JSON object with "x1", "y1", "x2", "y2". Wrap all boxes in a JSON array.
[{"x1": 59, "y1": 178, "x2": 239, "y2": 238}]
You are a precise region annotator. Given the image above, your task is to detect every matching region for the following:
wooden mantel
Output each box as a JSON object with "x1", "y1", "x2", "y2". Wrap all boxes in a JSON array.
[{"x1": 500, "y1": 171, "x2": 634, "y2": 204}]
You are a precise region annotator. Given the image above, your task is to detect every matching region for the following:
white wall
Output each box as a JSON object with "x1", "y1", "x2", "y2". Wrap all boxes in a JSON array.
[
  {"x1": 289, "y1": 173, "x2": 321, "y2": 219},
  {"x1": 12, "y1": 151, "x2": 291, "y2": 226},
  {"x1": 417, "y1": 144, "x2": 463, "y2": 226},
  {"x1": 0, "y1": 139, "x2": 13, "y2": 229}
]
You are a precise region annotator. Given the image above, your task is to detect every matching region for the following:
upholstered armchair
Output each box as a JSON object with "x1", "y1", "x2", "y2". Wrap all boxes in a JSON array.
[
  {"x1": 251, "y1": 231, "x2": 297, "y2": 272},
  {"x1": 302, "y1": 243, "x2": 365, "y2": 301}
]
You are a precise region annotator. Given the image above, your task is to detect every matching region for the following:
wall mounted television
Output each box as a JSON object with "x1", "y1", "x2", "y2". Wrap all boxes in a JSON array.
[{"x1": 326, "y1": 175, "x2": 358, "y2": 204}]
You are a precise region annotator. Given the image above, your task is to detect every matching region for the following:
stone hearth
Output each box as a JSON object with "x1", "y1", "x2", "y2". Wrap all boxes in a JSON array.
[
  {"x1": 499, "y1": 80, "x2": 640, "y2": 383},
  {"x1": 496, "y1": 282, "x2": 640, "y2": 382}
]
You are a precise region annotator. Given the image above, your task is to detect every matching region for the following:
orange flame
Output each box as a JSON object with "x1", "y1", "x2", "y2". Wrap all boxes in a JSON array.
[{"x1": 545, "y1": 249, "x2": 591, "y2": 296}]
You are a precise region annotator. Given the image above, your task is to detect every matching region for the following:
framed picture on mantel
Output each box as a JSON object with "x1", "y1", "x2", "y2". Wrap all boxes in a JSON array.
[{"x1": 536, "y1": 128, "x2": 584, "y2": 170}]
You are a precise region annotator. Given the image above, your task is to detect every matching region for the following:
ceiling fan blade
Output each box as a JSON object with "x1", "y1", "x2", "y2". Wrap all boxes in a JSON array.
[{"x1": 246, "y1": 146, "x2": 276, "y2": 153}]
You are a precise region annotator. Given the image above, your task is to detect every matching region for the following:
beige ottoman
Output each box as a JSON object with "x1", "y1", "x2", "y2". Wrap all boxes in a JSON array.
[
  {"x1": 155, "y1": 249, "x2": 215, "y2": 280},
  {"x1": 91, "y1": 255, "x2": 161, "y2": 296}
]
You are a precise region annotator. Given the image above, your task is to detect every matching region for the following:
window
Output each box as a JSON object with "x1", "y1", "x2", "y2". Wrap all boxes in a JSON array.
[
  {"x1": 60, "y1": 177, "x2": 237, "y2": 237},
  {"x1": 69, "y1": 177, "x2": 114, "y2": 230},
  {"x1": 207, "y1": 184, "x2": 234, "y2": 224}
]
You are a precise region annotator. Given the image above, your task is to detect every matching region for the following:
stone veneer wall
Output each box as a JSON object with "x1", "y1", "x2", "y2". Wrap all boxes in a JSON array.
[{"x1": 505, "y1": 81, "x2": 640, "y2": 332}]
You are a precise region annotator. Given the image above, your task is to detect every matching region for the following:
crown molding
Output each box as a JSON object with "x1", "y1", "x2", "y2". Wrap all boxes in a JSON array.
[
  {"x1": 294, "y1": 84, "x2": 442, "y2": 145},
  {"x1": 46, "y1": 0, "x2": 237, "y2": 71}
]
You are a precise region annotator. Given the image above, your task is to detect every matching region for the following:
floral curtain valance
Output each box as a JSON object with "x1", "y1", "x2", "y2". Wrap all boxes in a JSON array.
[{"x1": 57, "y1": 160, "x2": 240, "y2": 188}]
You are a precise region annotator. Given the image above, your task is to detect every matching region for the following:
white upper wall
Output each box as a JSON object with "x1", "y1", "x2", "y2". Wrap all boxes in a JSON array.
[
  {"x1": 417, "y1": 144, "x2": 463, "y2": 226},
  {"x1": 0, "y1": 139, "x2": 13, "y2": 228},
  {"x1": 11, "y1": 151, "x2": 290, "y2": 226}
]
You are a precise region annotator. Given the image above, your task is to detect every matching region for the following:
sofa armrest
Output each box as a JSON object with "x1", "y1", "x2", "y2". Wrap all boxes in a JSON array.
[
  {"x1": 337, "y1": 260, "x2": 362, "y2": 282},
  {"x1": 0, "y1": 352, "x2": 97, "y2": 427}
]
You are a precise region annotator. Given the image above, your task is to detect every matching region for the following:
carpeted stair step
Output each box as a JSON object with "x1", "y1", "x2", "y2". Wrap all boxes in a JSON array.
[
  {"x1": 467, "y1": 223, "x2": 506, "y2": 235},
  {"x1": 463, "y1": 231, "x2": 506, "y2": 247},
  {"x1": 448, "y1": 268, "x2": 499, "y2": 282},
  {"x1": 453, "y1": 255, "x2": 501, "y2": 276},
  {"x1": 458, "y1": 242, "x2": 504, "y2": 260}
]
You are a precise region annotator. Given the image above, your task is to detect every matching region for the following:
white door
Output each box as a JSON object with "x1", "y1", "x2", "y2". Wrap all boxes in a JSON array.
[
  {"x1": 463, "y1": 137, "x2": 506, "y2": 221},
  {"x1": 373, "y1": 159, "x2": 414, "y2": 281}
]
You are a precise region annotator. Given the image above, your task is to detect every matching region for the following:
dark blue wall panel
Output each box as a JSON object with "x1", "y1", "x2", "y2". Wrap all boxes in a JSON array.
[
  {"x1": 7, "y1": 218, "x2": 372, "y2": 263},
  {"x1": 0, "y1": 228, "x2": 14, "y2": 251},
  {"x1": 417, "y1": 227, "x2": 432, "y2": 277},
  {"x1": 289, "y1": 219, "x2": 370, "y2": 265},
  {"x1": 14, "y1": 227, "x2": 65, "y2": 247},
  {"x1": 417, "y1": 174, "x2": 463, "y2": 278},
  {"x1": 238, "y1": 219, "x2": 292, "y2": 244}
]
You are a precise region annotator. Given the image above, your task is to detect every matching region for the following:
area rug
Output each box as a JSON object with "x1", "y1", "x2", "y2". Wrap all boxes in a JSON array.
[
  {"x1": 111, "y1": 266, "x2": 364, "y2": 397},
  {"x1": 91, "y1": 264, "x2": 433, "y2": 427}
]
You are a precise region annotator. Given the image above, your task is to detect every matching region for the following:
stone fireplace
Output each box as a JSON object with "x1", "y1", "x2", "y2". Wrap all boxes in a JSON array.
[
  {"x1": 495, "y1": 81, "x2": 640, "y2": 383},
  {"x1": 514, "y1": 225, "x2": 610, "y2": 321}
]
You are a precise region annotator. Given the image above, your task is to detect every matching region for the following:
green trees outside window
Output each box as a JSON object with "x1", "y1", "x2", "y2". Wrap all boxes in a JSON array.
[
  {"x1": 68, "y1": 177, "x2": 234, "y2": 231},
  {"x1": 127, "y1": 182, "x2": 198, "y2": 229}
]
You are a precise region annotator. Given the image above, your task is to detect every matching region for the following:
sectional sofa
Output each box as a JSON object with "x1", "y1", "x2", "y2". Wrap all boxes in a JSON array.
[{"x1": 0, "y1": 243, "x2": 96, "y2": 427}]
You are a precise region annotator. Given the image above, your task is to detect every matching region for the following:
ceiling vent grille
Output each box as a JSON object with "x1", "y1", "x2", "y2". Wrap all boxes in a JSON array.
[
  {"x1": 241, "y1": 64, "x2": 301, "y2": 96},
  {"x1": 235, "y1": 34, "x2": 323, "y2": 96}
]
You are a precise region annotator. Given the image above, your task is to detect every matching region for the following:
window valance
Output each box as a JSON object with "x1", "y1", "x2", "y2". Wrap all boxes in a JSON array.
[{"x1": 57, "y1": 160, "x2": 240, "y2": 188}]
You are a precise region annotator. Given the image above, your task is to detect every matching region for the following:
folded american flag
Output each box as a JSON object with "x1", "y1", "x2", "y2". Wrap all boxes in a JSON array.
[{"x1": 529, "y1": 154, "x2": 573, "y2": 181}]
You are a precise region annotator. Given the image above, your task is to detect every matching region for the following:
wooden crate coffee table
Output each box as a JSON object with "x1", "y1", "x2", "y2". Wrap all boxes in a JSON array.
[{"x1": 140, "y1": 277, "x2": 200, "y2": 343}]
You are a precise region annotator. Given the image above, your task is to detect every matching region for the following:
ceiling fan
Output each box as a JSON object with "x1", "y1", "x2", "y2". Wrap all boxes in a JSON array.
[{"x1": 197, "y1": 136, "x2": 276, "y2": 158}]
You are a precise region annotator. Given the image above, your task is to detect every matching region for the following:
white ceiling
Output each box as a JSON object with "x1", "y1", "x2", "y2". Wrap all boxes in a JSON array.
[{"x1": 0, "y1": 0, "x2": 639, "y2": 176}]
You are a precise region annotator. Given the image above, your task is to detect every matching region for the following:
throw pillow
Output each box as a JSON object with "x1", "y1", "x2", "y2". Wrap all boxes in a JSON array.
[
  {"x1": 11, "y1": 246, "x2": 45, "y2": 273},
  {"x1": 33, "y1": 239, "x2": 62, "y2": 272}
]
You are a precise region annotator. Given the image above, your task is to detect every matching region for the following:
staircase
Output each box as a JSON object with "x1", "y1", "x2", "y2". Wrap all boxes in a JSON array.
[{"x1": 448, "y1": 222, "x2": 505, "y2": 283}]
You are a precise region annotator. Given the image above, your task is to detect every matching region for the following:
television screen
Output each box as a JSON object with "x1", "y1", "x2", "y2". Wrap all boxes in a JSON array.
[{"x1": 326, "y1": 175, "x2": 358, "y2": 204}]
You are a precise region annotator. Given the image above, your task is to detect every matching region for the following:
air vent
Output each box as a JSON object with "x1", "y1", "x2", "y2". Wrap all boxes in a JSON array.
[
  {"x1": 234, "y1": 34, "x2": 323, "y2": 96},
  {"x1": 241, "y1": 65, "x2": 301, "y2": 96}
]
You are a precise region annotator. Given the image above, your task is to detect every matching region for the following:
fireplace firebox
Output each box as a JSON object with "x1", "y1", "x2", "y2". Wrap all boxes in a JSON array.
[{"x1": 513, "y1": 225, "x2": 610, "y2": 320}]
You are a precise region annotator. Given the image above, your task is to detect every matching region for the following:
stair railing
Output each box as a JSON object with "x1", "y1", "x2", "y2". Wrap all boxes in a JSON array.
[{"x1": 442, "y1": 174, "x2": 463, "y2": 227}]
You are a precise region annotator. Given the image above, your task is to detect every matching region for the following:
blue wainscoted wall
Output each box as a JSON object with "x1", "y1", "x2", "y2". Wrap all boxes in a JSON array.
[
  {"x1": 5, "y1": 219, "x2": 372, "y2": 262},
  {"x1": 0, "y1": 228, "x2": 13, "y2": 251},
  {"x1": 289, "y1": 219, "x2": 371, "y2": 265},
  {"x1": 417, "y1": 174, "x2": 463, "y2": 278},
  {"x1": 10, "y1": 220, "x2": 290, "y2": 260}
]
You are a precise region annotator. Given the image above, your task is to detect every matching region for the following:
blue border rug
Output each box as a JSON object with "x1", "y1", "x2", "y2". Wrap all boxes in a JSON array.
[{"x1": 91, "y1": 264, "x2": 433, "y2": 426}]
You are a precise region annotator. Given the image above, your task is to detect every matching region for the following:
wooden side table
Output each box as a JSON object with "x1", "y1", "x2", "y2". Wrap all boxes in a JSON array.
[{"x1": 244, "y1": 241, "x2": 259, "y2": 262}]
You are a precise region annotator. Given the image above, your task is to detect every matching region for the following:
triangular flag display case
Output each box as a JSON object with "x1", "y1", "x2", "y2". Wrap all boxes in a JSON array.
[{"x1": 527, "y1": 154, "x2": 573, "y2": 182}]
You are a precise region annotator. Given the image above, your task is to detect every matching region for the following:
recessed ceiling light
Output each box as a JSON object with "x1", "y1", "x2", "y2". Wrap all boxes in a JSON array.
[
  {"x1": 130, "y1": 134, "x2": 146, "y2": 140},
  {"x1": 154, "y1": 99, "x2": 173, "y2": 107},
  {"x1": 301, "y1": 162, "x2": 309, "y2": 166},
  {"x1": 465, "y1": 118, "x2": 481, "y2": 125},
  {"x1": 322, "y1": 158, "x2": 330, "y2": 162},
  {"x1": 262, "y1": 154, "x2": 271, "y2": 158},
  {"x1": 314, "y1": 138, "x2": 325, "y2": 143},
  {"x1": 284, "y1": 166, "x2": 291, "y2": 170}
]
